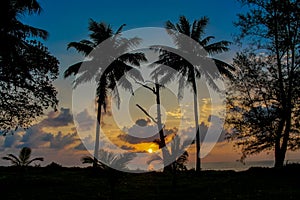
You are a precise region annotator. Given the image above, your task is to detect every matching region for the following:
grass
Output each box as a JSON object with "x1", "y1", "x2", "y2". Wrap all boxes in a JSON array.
[{"x1": 0, "y1": 165, "x2": 300, "y2": 200}]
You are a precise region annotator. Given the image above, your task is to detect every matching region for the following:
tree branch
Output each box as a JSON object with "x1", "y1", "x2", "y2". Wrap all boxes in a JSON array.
[
  {"x1": 136, "y1": 104, "x2": 157, "y2": 124},
  {"x1": 135, "y1": 81, "x2": 156, "y2": 93}
]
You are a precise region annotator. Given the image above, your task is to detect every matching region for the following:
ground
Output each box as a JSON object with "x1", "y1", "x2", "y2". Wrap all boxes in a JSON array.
[{"x1": 0, "y1": 164, "x2": 299, "y2": 200}]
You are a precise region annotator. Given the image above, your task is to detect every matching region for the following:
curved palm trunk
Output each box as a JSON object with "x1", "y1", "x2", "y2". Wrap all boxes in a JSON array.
[
  {"x1": 191, "y1": 74, "x2": 201, "y2": 172},
  {"x1": 93, "y1": 102, "x2": 101, "y2": 167}
]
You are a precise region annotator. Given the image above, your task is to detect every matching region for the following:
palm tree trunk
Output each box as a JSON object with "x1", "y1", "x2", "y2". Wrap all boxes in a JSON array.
[
  {"x1": 192, "y1": 77, "x2": 201, "y2": 172},
  {"x1": 93, "y1": 101, "x2": 102, "y2": 167}
]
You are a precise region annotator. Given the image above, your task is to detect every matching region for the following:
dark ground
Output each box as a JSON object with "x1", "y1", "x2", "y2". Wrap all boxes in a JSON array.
[{"x1": 0, "y1": 164, "x2": 300, "y2": 200}]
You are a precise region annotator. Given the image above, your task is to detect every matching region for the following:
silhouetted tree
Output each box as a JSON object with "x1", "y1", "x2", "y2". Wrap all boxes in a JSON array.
[
  {"x1": 135, "y1": 70, "x2": 172, "y2": 172},
  {"x1": 152, "y1": 16, "x2": 233, "y2": 172},
  {"x1": 0, "y1": 0, "x2": 59, "y2": 133},
  {"x1": 226, "y1": 0, "x2": 300, "y2": 167},
  {"x1": 65, "y1": 19, "x2": 146, "y2": 167},
  {"x1": 2, "y1": 147, "x2": 44, "y2": 167}
]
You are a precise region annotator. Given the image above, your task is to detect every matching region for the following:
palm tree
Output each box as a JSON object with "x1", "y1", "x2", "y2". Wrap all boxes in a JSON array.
[
  {"x1": 153, "y1": 16, "x2": 234, "y2": 172},
  {"x1": 81, "y1": 149, "x2": 136, "y2": 171},
  {"x1": 64, "y1": 19, "x2": 146, "y2": 167},
  {"x1": 2, "y1": 147, "x2": 44, "y2": 167}
]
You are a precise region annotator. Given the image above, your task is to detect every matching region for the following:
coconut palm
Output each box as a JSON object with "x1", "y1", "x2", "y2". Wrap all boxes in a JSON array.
[
  {"x1": 2, "y1": 147, "x2": 44, "y2": 167},
  {"x1": 152, "y1": 16, "x2": 234, "y2": 172},
  {"x1": 81, "y1": 150, "x2": 136, "y2": 171},
  {"x1": 64, "y1": 19, "x2": 146, "y2": 167}
]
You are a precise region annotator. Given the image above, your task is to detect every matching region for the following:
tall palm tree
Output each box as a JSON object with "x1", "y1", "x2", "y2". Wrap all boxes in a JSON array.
[
  {"x1": 2, "y1": 147, "x2": 44, "y2": 167},
  {"x1": 153, "y1": 16, "x2": 234, "y2": 172},
  {"x1": 64, "y1": 19, "x2": 146, "y2": 167}
]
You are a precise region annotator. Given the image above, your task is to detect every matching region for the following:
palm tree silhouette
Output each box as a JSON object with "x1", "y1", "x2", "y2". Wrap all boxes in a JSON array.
[
  {"x1": 81, "y1": 149, "x2": 136, "y2": 171},
  {"x1": 64, "y1": 19, "x2": 146, "y2": 167},
  {"x1": 2, "y1": 147, "x2": 44, "y2": 167},
  {"x1": 153, "y1": 16, "x2": 233, "y2": 172}
]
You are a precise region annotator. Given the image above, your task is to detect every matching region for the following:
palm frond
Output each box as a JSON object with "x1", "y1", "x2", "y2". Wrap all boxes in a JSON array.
[
  {"x1": 204, "y1": 41, "x2": 232, "y2": 55},
  {"x1": 64, "y1": 62, "x2": 83, "y2": 78},
  {"x1": 26, "y1": 157, "x2": 44, "y2": 166},
  {"x1": 2, "y1": 154, "x2": 20, "y2": 166},
  {"x1": 67, "y1": 42, "x2": 93, "y2": 56},
  {"x1": 191, "y1": 16, "x2": 209, "y2": 41},
  {"x1": 19, "y1": 147, "x2": 31, "y2": 164}
]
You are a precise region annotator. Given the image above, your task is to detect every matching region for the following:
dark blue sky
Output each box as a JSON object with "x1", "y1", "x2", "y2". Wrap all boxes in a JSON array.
[{"x1": 22, "y1": 0, "x2": 242, "y2": 74}]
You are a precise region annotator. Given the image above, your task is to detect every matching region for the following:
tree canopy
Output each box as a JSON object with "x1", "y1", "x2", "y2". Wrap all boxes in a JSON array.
[
  {"x1": 0, "y1": 0, "x2": 59, "y2": 134},
  {"x1": 226, "y1": 0, "x2": 300, "y2": 167}
]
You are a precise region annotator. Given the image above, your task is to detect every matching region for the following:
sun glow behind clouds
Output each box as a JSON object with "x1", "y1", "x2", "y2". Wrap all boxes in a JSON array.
[{"x1": 148, "y1": 148, "x2": 153, "y2": 153}]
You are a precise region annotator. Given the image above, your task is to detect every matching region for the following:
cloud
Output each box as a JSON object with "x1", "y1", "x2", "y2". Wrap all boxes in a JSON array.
[
  {"x1": 118, "y1": 118, "x2": 177, "y2": 144},
  {"x1": 74, "y1": 135, "x2": 94, "y2": 151},
  {"x1": 42, "y1": 108, "x2": 73, "y2": 127},
  {"x1": 0, "y1": 108, "x2": 79, "y2": 151},
  {"x1": 74, "y1": 109, "x2": 95, "y2": 131}
]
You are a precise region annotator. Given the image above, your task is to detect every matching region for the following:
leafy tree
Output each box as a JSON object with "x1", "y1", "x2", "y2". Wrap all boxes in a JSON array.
[
  {"x1": 152, "y1": 16, "x2": 233, "y2": 171},
  {"x1": 0, "y1": 0, "x2": 59, "y2": 133},
  {"x1": 65, "y1": 19, "x2": 146, "y2": 167},
  {"x1": 226, "y1": 0, "x2": 300, "y2": 167},
  {"x1": 2, "y1": 147, "x2": 44, "y2": 167}
]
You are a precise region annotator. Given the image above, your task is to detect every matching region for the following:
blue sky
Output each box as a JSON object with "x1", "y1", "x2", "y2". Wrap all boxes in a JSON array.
[{"x1": 23, "y1": 0, "x2": 242, "y2": 75}]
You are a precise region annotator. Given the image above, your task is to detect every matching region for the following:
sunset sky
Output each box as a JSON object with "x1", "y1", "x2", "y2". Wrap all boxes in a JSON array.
[{"x1": 1, "y1": 0, "x2": 299, "y2": 170}]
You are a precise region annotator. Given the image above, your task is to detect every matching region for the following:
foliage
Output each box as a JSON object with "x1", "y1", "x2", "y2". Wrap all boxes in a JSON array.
[
  {"x1": 0, "y1": 0, "x2": 59, "y2": 133},
  {"x1": 226, "y1": 0, "x2": 300, "y2": 167},
  {"x1": 65, "y1": 19, "x2": 146, "y2": 163},
  {"x1": 151, "y1": 15, "x2": 233, "y2": 171},
  {"x1": 81, "y1": 150, "x2": 136, "y2": 171},
  {"x1": 2, "y1": 147, "x2": 44, "y2": 167}
]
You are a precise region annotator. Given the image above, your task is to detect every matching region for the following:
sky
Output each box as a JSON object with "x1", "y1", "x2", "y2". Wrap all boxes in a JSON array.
[{"x1": 1, "y1": 0, "x2": 299, "y2": 170}]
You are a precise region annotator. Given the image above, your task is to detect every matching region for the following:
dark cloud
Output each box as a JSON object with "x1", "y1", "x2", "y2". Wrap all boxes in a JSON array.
[
  {"x1": 135, "y1": 118, "x2": 151, "y2": 127},
  {"x1": 3, "y1": 134, "x2": 21, "y2": 148},
  {"x1": 42, "y1": 108, "x2": 73, "y2": 127},
  {"x1": 120, "y1": 145, "x2": 136, "y2": 151},
  {"x1": 118, "y1": 119, "x2": 177, "y2": 144}
]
